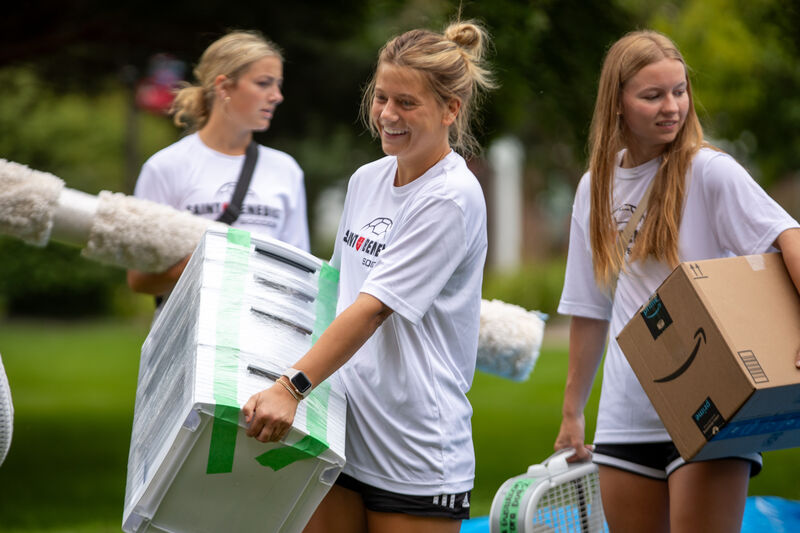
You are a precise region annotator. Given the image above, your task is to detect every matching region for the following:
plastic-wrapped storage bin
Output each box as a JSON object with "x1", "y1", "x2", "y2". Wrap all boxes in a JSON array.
[{"x1": 122, "y1": 227, "x2": 345, "y2": 533}]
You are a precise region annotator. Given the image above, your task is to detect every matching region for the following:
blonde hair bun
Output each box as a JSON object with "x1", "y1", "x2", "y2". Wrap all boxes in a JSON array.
[{"x1": 444, "y1": 21, "x2": 487, "y2": 60}]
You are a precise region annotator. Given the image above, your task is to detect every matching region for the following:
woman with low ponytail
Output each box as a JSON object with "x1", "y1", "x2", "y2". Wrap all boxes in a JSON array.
[{"x1": 127, "y1": 30, "x2": 309, "y2": 312}]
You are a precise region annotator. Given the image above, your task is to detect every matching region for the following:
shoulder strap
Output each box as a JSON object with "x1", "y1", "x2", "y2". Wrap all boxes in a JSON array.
[
  {"x1": 217, "y1": 140, "x2": 259, "y2": 225},
  {"x1": 610, "y1": 175, "x2": 658, "y2": 299}
]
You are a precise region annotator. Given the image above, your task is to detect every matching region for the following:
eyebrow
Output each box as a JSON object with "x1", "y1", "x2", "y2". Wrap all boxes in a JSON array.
[{"x1": 375, "y1": 88, "x2": 419, "y2": 100}]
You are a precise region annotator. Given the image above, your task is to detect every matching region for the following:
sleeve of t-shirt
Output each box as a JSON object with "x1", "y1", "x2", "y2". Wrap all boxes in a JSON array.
[
  {"x1": 281, "y1": 165, "x2": 310, "y2": 252},
  {"x1": 132, "y1": 158, "x2": 175, "y2": 207},
  {"x1": 557, "y1": 187, "x2": 613, "y2": 321},
  {"x1": 360, "y1": 195, "x2": 468, "y2": 325},
  {"x1": 700, "y1": 153, "x2": 799, "y2": 255}
]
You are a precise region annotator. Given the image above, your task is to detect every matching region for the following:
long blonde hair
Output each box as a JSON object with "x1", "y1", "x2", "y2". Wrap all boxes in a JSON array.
[
  {"x1": 171, "y1": 31, "x2": 283, "y2": 132},
  {"x1": 360, "y1": 20, "x2": 497, "y2": 156},
  {"x1": 588, "y1": 30, "x2": 710, "y2": 288}
]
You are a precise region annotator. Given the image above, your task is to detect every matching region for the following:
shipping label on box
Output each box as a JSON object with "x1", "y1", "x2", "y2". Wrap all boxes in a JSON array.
[{"x1": 617, "y1": 253, "x2": 800, "y2": 460}]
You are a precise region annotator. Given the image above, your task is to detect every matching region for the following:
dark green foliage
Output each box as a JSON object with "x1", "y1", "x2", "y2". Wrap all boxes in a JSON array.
[
  {"x1": 482, "y1": 258, "x2": 567, "y2": 316},
  {"x1": 0, "y1": 239, "x2": 123, "y2": 317}
]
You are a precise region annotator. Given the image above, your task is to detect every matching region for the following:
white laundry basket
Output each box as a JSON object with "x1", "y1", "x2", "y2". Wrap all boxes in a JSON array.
[
  {"x1": 122, "y1": 228, "x2": 346, "y2": 533},
  {"x1": 489, "y1": 449, "x2": 608, "y2": 533}
]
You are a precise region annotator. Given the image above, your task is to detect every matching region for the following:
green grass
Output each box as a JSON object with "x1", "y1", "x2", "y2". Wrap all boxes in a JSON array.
[{"x1": 0, "y1": 318, "x2": 798, "y2": 532}]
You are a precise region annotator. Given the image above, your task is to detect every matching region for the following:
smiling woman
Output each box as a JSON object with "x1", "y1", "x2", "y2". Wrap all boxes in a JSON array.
[
  {"x1": 242, "y1": 19, "x2": 497, "y2": 533},
  {"x1": 555, "y1": 29, "x2": 800, "y2": 533}
]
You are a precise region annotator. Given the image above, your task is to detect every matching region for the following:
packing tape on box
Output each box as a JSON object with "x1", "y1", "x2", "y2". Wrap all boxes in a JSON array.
[{"x1": 207, "y1": 228, "x2": 341, "y2": 474}]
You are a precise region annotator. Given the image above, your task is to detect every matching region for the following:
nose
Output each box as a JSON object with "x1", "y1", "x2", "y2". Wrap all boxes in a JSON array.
[
  {"x1": 270, "y1": 85, "x2": 283, "y2": 105},
  {"x1": 379, "y1": 99, "x2": 398, "y2": 122},
  {"x1": 662, "y1": 93, "x2": 679, "y2": 114}
]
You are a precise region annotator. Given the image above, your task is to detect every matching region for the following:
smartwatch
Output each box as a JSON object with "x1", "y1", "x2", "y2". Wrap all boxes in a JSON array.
[{"x1": 284, "y1": 368, "x2": 313, "y2": 398}]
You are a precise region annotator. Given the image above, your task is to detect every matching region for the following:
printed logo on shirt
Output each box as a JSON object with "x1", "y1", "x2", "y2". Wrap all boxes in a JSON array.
[
  {"x1": 185, "y1": 182, "x2": 282, "y2": 227},
  {"x1": 342, "y1": 217, "x2": 393, "y2": 268}
]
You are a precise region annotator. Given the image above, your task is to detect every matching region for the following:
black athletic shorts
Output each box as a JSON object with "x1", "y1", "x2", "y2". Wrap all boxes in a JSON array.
[
  {"x1": 593, "y1": 442, "x2": 762, "y2": 480},
  {"x1": 335, "y1": 473, "x2": 471, "y2": 520}
]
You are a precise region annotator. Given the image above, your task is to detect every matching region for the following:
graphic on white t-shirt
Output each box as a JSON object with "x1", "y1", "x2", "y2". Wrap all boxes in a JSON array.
[
  {"x1": 185, "y1": 182, "x2": 284, "y2": 228},
  {"x1": 341, "y1": 216, "x2": 393, "y2": 268}
]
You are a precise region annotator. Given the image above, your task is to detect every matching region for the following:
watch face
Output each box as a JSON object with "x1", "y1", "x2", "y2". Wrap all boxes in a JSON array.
[{"x1": 291, "y1": 371, "x2": 312, "y2": 394}]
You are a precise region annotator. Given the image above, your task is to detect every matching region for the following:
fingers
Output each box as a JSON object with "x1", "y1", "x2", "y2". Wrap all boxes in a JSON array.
[
  {"x1": 242, "y1": 396, "x2": 256, "y2": 424},
  {"x1": 254, "y1": 421, "x2": 291, "y2": 443},
  {"x1": 243, "y1": 386, "x2": 298, "y2": 443}
]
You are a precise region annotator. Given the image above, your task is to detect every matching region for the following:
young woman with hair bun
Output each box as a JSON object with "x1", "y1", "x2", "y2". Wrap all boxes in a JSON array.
[
  {"x1": 127, "y1": 30, "x2": 309, "y2": 309},
  {"x1": 243, "y1": 20, "x2": 496, "y2": 533}
]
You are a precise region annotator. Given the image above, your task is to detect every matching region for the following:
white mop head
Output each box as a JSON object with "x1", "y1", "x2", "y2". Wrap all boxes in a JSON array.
[
  {"x1": 477, "y1": 299, "x2": 547, "y2": 381},
  {"x1": 0, "y1": 159, "x2": 65, "y2": 246},
  {"x1": 0, "y1": 353, "x2": 13, "y2": 467},
  {"x1": 83, "y1": 191, "x2": 220, "y2": 273}
]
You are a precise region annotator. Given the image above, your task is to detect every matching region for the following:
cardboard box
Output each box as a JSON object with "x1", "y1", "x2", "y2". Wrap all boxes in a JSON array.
[
  {"x1": 617, "y1": 253, "x2": 800, "y2": 460},
  {"x1": 122, "y1": 228, "x2": 346, "y2": 533}
]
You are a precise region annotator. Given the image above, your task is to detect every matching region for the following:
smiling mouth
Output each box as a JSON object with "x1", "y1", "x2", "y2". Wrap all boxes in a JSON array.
[
  {"x1": 382, "y1": 126, "x2": 408, "y2": 136},
  {"x1": 656, "y1": 120, "x2": 678, "y2": 127}
]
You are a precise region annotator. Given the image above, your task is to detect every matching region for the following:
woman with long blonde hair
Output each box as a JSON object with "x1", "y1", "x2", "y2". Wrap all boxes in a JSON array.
[{"x1": 555, "y1": 30, "x2": 800, "y2": 532}]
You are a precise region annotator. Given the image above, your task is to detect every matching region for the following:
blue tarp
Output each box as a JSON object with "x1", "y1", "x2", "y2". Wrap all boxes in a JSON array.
[{"x1": 461, "y1": 496, "x2": 800, "y2": 533}]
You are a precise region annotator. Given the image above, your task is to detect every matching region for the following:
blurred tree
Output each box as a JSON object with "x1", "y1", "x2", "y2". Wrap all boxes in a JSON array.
[
  {"x1": 1, "y1": 0, "x2": 798, "y2": 316},
  {"x1": 625, "y1": 0, "x2": 800, "y2": 188}
]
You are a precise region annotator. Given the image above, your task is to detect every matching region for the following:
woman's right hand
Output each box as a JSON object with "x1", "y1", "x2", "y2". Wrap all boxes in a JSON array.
[
  {"x1": 554, "y1": 413, "x2": 592, "y2": 462},
  {"x1": 242, "y1": 382, "x2": 299, "y2": 443}
]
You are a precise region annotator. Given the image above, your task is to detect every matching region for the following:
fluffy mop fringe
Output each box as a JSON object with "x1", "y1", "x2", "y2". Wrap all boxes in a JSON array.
[
  {"x1": 478, "y1": 299, "x2": 547, "y2": 381},
  {"x1": 83, "y1": 191, "x2": 215, "y2": 273},
  {"x1": 0, "y1": 159, "x2": 64, "y2": 246}
]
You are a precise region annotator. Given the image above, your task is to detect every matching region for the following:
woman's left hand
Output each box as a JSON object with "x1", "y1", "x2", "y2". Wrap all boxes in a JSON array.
[{"x1": 242, "y1": 383, "x2": 299, "y2": 443}]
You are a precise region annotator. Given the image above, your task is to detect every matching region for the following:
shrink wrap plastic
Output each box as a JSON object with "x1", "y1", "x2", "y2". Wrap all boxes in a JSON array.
[{"x1": 123, "y1": 227, "x2": 345, "y2": 533}]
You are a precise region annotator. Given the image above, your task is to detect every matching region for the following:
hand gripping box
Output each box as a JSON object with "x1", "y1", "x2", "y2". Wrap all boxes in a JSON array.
[
  {"x1": 122, "y1": 227, "x2": 346, "y2": 533},
  {"x1": 617, "y1": 253, "x2": 800, "y2": 461}
]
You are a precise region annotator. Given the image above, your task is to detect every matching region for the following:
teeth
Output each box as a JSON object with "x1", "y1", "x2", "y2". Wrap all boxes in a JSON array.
[{"x1": 383, "y1": 127, "x2": 407, "y2": 135}]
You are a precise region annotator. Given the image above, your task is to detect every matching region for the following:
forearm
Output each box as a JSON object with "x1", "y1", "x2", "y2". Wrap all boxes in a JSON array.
[
  {"x1": 293, "y1": 292, "x2": 392, "y2": 388},
  {"x1": 562, "y1": 315, "x2": 609, "y2": 418},
  {"x1": 126, "y1": 255, "x2": 191, "y2": 295},
  {"x1": 776, "y1": 228, "x2": 800, "y2": 295}
]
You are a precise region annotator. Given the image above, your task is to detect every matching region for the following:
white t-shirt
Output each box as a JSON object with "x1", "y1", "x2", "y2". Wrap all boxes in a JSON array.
[
  {"x1": 558, "y1": 147, "x2": 799, "y2": 444},
  {"x1": 134, "y1": 132, "x2": 309, "y2": 251},
  {"x1": 331, "y1": 151, "x2": 487, "y2": 495}
]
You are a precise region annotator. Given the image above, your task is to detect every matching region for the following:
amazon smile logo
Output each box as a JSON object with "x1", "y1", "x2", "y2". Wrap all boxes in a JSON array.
[{"x1": 654, "y1": 327, "x2": 706, "y2": 383}]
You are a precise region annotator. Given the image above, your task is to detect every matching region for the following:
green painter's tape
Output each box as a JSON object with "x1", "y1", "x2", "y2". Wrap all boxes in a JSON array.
[
  {"x1": 312, "y1": 263, "x2": 339, "y2": 344},
  {"x1": 255, "y1": 435, "x2": 330, "y2": 471},
  {"x1": 207, "y1": 228, "x2": 251, "y2": 474},
  {"x1": 257, "y1": 262, "x2": 339, "y2": 470},
  {"x1": 498, "y1": 478, "x2": 534, "y2": 533}
]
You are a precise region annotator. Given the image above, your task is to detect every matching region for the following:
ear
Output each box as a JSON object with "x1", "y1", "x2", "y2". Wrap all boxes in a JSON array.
[
  {"x1": 214, "y1": 74, "x2": 230, "y2": 99},
  {"x1": 442, "y1": 98, "x2": 461, "y2": 127}
]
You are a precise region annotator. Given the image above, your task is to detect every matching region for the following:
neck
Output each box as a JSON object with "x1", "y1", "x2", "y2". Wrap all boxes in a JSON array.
[
  {"x1": 395, "y1": 145, "x2": 451, "y2": 187},
  {"x1": 199, "y1": 112, "x2": 253, "y2": 155},
  {"x1": 621, "y1": 145, "x2": 663, "y2": 168}
]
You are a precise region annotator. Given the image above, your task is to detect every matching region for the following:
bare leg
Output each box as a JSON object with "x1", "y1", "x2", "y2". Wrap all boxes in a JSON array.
[
  {"x1": 304, "y1": 484, "x2": 367, "y2": 533},
  {"x1": 667, "y1": 459, "x2": 750, "y2": 533},
  {"x1": 366, "y1": 511, "x2": 462, "y2": 533},
  {"x1": 598, "y1": 465, "x2": 669, "y2": 533}
]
